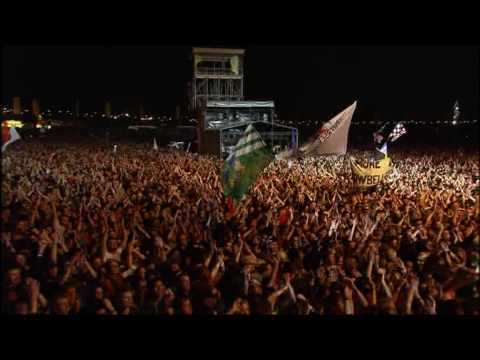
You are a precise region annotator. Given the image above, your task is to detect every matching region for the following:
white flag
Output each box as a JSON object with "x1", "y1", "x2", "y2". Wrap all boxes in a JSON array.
[
  {"x1": 300, "y1": 101, "x2": 357, "y2": 156},
  {"x1": 153, "y1": 137, "x2": 158, "y2": 151},
  {"x1": 2, "y1": 127, "x2": 21, "y2": 152},
  {"x1": 377, "y1": 142, "x2": 388, "y2": 156}
]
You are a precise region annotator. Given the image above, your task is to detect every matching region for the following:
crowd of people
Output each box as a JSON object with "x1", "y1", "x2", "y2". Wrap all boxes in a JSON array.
[{"x1": 2, "y1": 139, "x2": 479, "y2": 315}]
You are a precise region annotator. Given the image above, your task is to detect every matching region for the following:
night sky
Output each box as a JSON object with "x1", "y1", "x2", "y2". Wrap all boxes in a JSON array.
[{"x1": 2, "y1": 46, "x2": 478, "y2": 121}]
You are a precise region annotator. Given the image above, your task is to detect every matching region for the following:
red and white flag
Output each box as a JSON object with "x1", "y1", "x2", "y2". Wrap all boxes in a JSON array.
[
  {"x1": 2, "y1": 126, "x2": 21, "y2": 152},
  {"x1": 388, "y1": 122, "x2": 407, "y2": 142}
]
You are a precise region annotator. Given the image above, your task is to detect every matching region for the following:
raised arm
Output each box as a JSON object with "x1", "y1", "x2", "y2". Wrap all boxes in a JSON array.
[
  {"x1": 413, "y1": 285, "x2": 426, "y2": 309},
  {"x1": 27, "y1": 278, "x2": 40, "y2": 314},
  {"x1": 60, "y1": 256, "x2": 78, "y2": 285},
  {"x1": 29, "y1": 197, "x2": 41, "y2": 228},
  {"x1": 204, "y1": 240, "x2": 215, "y2": 268},
  {"x1": 286, "y1": 226, "x2": 295, "y2": 242},
  {"x1": 243, "y1": 241, "x2": 257, "y2": 259},
  {"x1": 267, "y1": 284, "x2": 289, "y2": 309},
  {"x1": 126, "y1": 239, "x2": 135, "y2": 270},
  {"x1": 120, "y1": 219, "x2": 129, "y2": 251},
  {"x1": 156, "y1": 237, "x2": 168, "y2": 264},
  {"x1": 405, "y1": 276, "x2": 419, "y2": 315},
  {"x1": 425, "y1": 204, "x2": 436, "y2": 226},
  {"x1": 235, "y1": 238, "x2": 244, "y2": 263},
  {"x1": 378, "y1": 269, "x2": 392, "y2": 299},
  {"x1": 131, "y1": 248, "x2": 146, "y2": 261},
  {"x1": 210, "y1": 252, "x2": 225, "y2": 285},
  {"x1": 267, "y1": 258, "x2": 280, "y2": 288},
  {"x1": 348, "y1": 218, "x2": 358, "y2": 242},
  {"x1": 38, "y1": 230, "x2": 51, "y2": 258},
  {"x1": 392, "y1": 278, "x2": 407, "y2": 305},
  {"x1": 366, "y1": 249, "x2": 375, "y2": 280},
  {"x1": 76, "y1": 200, "x2": 84, "y2": 232},
  {"x1": 101, "y1": 219, "x2": 109, "y2": 263},
  {"x1": 435, "y1": 223, "x2": 445, "y2": 243},
  {"x1": 167, "y1": 222, "x2": 177, "y2": 243},
  {"x1": 348, "y1": 278, "x2": 369, "y2": 308},
  {"x1": 79, "y1": 251, "x2": 97, "y2": 279},
  {"x1": 103, "y1": 298, "x2": 118, "y2": 315},
  {"x1": 86, "y1": 211, "x2": 96, "y2": 228},
  {"x1": 285, "y1": 274, "x2": 296, "y2": 303},
  {"x1": 51, "y1": 197, "x2": 61, "y2": 232},
  {"x1": 50, "y1": 231, "x2": 59, "y2": 264},
  {"x1": 344, "y1": 283, "x2": 355, "y2": 315},
  {"x1": 369, "y1": 277, "x2": 377, "y2": 306}
]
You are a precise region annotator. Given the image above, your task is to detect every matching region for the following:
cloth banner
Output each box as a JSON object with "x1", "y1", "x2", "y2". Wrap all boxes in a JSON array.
[
  {"x1": 350, "y1": 156, "x2": 391, "y2": 187},
  {"x1": 300, "y1": 101, "x2": 357, "y2": 156}
]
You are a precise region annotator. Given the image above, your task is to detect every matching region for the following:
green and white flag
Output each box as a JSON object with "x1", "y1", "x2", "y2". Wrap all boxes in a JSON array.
[{"x1": 222, "y1": 124, "x2": 273, "y2": 210}]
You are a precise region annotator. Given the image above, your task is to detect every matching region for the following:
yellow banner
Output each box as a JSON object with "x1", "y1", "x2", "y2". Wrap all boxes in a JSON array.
[{"x1": 350, "y1": 156, "x2": 391, "y2": 187}]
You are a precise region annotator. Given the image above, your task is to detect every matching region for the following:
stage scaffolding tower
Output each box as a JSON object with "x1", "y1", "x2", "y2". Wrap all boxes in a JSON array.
[{"x1": 192, "y1": 48, "x2": 245, "y2": 110}]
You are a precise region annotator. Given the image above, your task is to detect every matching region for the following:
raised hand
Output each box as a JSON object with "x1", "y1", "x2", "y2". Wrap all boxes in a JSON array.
[{"x1": 104, "y1": 298, "x2": 116, "y2": 314}]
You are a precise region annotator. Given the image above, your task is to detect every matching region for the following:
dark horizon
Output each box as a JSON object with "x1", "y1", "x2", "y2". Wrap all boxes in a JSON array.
[{"x1": 2, "y1": 46, "x2": 479, "y2": 121}]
